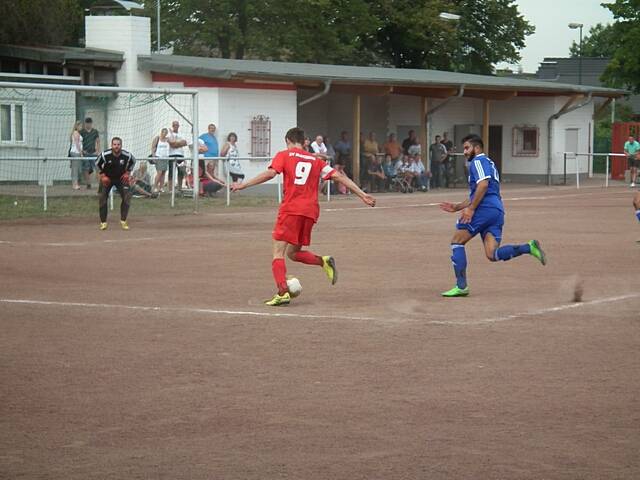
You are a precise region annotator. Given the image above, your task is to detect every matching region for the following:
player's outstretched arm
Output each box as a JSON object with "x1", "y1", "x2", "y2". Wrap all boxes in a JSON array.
[
  {"x1": 231, "y1": 168, "x2": 277, "y2": 192},
  {"x1": 330, "y1": 170, "x2": 376, "y2": 207}
]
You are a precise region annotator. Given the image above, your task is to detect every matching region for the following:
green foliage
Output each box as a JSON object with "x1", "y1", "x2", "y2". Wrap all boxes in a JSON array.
[
  {"x1": 454, "y1": 0, "x2": 534, "y2": 74},
  {"x1": 149, "y1": 0, "x2": 533, "y2": 73},
  {"x1": 0, "y1": 0, "x2": 83, "y2": 46},
  {"x1": 600, "y1": 0, "x2": 640, "y2": 93},
  {"x1": 568, "y1": 23, "x2": 617, "y2": 58}
]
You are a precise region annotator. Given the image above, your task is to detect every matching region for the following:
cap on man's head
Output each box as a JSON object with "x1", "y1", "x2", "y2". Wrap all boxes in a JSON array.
[{"x1": 84, "y1": 117, "x2": 93, "y2": 123}]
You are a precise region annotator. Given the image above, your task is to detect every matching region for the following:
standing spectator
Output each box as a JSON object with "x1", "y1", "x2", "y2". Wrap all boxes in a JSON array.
[
  {"x1": 624, "y1": 135, "x2": 640, "y2": 187},
  {"x1": 323, "y1": 136, "x2": 336, "y2": 165},
  {"x1": 383, "y1": 133, "x2": 402, "y2": 162},
  {"x1": 167, "y1": 120, "x2": 189, "y2": 191},
  {"x1": 441, "y1": 132, "x2": 454, "y2": 187},
  {"x1": 430, "y1": 135, "x2": 447, "y2": 188},
  {"x1": 363, "y1": 132, "x2": 380, "y2": 164},
  {"x1": 151, "y1": 127, "x2": 170, "y2": 193},
  {"x1": 199, "y1": 123, "x2": 219, "y2": 159},
  {"x1": 221, "y1": 132, "x2": 244, "y2": 182},
  {"x1": 80, "y1": 117, "x2": 100, "y2": 190},
  {"x1": 334, "y1": 131, "x2": 352, "y2": 167},
  {"x1": 310, "y1": 135, "x2": 329, "y2": 160},
  {"x1": 68, "y1": 121, "x2": 83, "y2": 190},
  {"x1": 402, "y1": 130, "x2": 417, "y2": 154}
]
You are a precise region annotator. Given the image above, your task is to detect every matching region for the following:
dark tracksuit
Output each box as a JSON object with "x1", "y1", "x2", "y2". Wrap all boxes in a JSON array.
[{"x1": 96, "y1": 149, "x2": 135, "y2": 222}]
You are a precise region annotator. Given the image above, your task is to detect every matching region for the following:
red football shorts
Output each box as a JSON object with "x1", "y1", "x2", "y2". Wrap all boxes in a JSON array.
[{"x1": 272, "y1": 213, "x2": 315, "y2": 246}]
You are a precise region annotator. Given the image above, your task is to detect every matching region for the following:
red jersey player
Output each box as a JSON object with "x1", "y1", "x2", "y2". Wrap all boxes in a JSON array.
[{"x1": 231, "y1": 127, "x2": 376, "y2": 305}]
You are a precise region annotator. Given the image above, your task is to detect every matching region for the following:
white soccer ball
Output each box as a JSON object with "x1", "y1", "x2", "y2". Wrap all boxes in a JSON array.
[{"x1": 286, "y1": 276, "x2": 302, "y2": 298}]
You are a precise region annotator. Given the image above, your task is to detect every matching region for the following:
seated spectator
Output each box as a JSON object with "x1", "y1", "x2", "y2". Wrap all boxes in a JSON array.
[
  {"x1": 382, "y1": 154, "x2": 397, "y2": 190},
  {"x1": 383, "y1": 133, "x2": 402, "y2": 162},
  {"x1": 396, "y1": 155, "x2": 415, "y2": 185},
  {"x1": 303, "y1": 136, "x2": 313, "y2": 153},
  {"x1": 409, "y1": 155, "x2": 430, "y2": 192},
  {"x1": 310, "y1": 135, "x2": 329, "y2": 160},
  {"x1": 200, "y1": 159, "x2": 226, "y2": 196},
  {"x1": 367, "y1": 155, "x2": 386, "y2": 193},
  {"x1": 130, "y1": 162, "x2": 158, "y2": 198}
]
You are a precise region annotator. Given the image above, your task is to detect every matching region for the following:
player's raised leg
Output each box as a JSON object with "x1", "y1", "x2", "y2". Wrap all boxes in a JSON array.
[
  {"x1": 487, "y1": 235, "x2": 546, "y2": 265},
  {"x1": 442, "y1": 229, "x2": 473, "y2": 297},
  {"x1": 266, "y1": 239, "x2": 291, "y2": 306},
  {"x1": 286, "y1": 244, "x2": 337, "y2": 285}
]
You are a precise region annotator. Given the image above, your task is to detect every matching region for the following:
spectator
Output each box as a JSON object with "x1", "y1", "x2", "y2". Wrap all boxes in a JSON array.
[
  {"x1": 334, "y1": 131, "x2": 352, "y2": 167},
  {"x1": 382, "y1": 154, "x2": 397, "y2": 190},
  {"x1": 409, "y1": 155, "x2": 430, "y2": 192},
  {"x1": 310, "y1": 135, "x2": 329, "y2": 160},
  {"x1": 80, "y1": 117, "x2": 100, "y2": 189},
  {"x1": 130, "y1": 161, "x2": 158, "y2": 198},
  {"x1": 402, "y1": 130, "x2": 417, "y2": 154},
  {"x1": 367, "y1": 154, "x2": 386, "y2": 193},
  {"x1": 221, "y1": 132, "x2": 244, "y2": 182},
  {"x1": 167, "y1": 120, "x2": 189, "y2": 191},
  {"x1": 323, "y1": 135, "x2": 336, "y2": 165},
  {"x1": 151, "y1": 127, "x2": 170, "y2": 193},
  {"x1": 303, "y1": 136, "x2": 313, "y2": 153},
  {"x1": 199, "y1": 123, "x2": 219, "y2": 158},
  {"x1": 624, "y1": 134, "x2": 640, "y2": 187},
  {"x1": 363, "y1": 132, "x2": 380, "y2": 163},
  {"x1": 441, "y1": 132, "x2": 454, "y2": 187},
  {"x1": 199, "y1": 139, "x2": 226, "y2": 196},
  {"x1": 430, "y1": 135, "x2": 447, "y2": 188},
  {"x1": 383, "y1": 133, "x2": 402, "y2": 162},
  {"x1": 396, "y1": 155, "x2": 415, "y2": 186},
  {"x1": 68, "y1": 120, "x2": 83, "y2": 190},
  {"x1": 407, "y1": 138, "x2": 422, "y2": 157}
]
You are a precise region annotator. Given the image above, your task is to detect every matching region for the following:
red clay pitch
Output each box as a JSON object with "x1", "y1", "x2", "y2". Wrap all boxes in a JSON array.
[{"x1": 1, "y1": 185, "x2": 639, "y2": 479}]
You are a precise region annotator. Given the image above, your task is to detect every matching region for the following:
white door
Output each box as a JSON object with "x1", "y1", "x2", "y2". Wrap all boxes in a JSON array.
[{"x1": 565, "y1": 128, "x2": 579, "y2": 173}]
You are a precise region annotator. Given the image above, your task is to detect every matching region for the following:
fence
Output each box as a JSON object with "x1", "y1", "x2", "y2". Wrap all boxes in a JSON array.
[{"x1": 562, "y1": 152, "x2": 627, "y2": 188}]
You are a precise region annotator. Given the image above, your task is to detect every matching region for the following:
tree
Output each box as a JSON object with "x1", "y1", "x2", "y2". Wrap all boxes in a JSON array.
[
  {"x1": 568, "y1": 23, "x2": 617, "y2": 58},
  {"x1": 600, "y1": 0, "x2": 640, "y2": 93},
  {"x1": 0, "y1": 0, "x2": 83, "y2": 46},
  {"x1": 453, "y1": 0, "x2": 534, "y2": 74}
]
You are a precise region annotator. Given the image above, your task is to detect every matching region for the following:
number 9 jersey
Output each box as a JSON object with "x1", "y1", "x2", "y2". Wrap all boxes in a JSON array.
[{"x1": 269, "y1": 147, "x2": 335, "y2": 221}]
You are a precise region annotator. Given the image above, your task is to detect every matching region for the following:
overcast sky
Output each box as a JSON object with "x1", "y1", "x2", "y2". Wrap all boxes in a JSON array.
[{"x1": 497, "y1": 0, "x2": 615, "y2": 73}]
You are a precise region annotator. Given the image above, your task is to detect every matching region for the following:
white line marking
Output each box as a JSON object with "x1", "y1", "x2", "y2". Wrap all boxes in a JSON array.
[
  {"x1": 0, "y1": 298, "x2": 376, "y2": 321},
  {"x1": 427, "y1": 293, "x2": 640, "y2": 326}
]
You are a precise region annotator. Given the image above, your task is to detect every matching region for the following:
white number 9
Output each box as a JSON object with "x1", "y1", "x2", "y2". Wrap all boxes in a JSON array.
[{"x1": 294, "y1": 161, "x2": 312, "y2": 185}]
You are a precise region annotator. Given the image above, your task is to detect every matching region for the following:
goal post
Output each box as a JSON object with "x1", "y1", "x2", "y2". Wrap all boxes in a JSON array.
[{"x1": 0, "y1": 81, "x2": 199, "y2": 212}]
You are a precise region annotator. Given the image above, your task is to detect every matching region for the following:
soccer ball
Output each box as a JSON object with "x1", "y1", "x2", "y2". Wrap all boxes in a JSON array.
[{"x1": 286, "y1": 276, "x2": 302, "y2": 298}]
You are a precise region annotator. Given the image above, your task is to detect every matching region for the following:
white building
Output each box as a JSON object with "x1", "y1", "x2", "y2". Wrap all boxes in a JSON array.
[{"x1": 0, "y1": 14, "x2": 626, "y2": 185}]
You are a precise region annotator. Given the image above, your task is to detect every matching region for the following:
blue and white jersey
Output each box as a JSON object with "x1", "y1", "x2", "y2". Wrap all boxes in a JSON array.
[{"x1": 468, "y1": 153, "x2": 503, "y2": 212}]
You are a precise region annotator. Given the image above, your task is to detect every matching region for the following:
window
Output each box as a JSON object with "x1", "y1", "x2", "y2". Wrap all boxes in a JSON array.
[
  {"x1": 513, "y1": 126, "x2": 539, "y2": 156},
  {"x1": 0, "y1": 103, "x2": 26, "y2": 143},
  {"x1": 250, "y1": 115, "x2": 271, "y2": 157}
]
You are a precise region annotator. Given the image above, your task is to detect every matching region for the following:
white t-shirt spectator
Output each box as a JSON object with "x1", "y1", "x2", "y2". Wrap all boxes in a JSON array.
[
  {"x1": 311, "y1": 141, "x2": 328, "y2": 156},
  {"x1": 168, "y1": 128, "x2": 190, "y2": 156},
  {"x1": 410, "y1": 160, "x2": 426, "y2": 175}
]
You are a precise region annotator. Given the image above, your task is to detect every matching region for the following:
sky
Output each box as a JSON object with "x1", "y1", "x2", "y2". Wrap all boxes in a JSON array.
[{"x1": 498, "y1": 0, "x2": 615, "y2": 73}]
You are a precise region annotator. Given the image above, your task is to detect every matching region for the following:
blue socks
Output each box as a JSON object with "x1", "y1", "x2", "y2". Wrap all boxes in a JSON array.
[
  {"x1": 451, "y1": 244, "x2": 467, "y2": 289},
  {"x1": 636, "y1": 210, "x2": 640, "y2": 223},
  {"x1": 494, "y1": 243, "x2": 531, "y2": 261}
]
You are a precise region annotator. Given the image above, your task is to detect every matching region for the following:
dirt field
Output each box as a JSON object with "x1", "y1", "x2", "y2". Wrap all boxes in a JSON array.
[{"x1": 1, "y1": 185, "x2": 639, "y2": 479}]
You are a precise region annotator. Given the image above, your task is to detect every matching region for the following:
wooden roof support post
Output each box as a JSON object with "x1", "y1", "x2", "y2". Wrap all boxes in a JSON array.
[
  {"x1": 352, "y1": 94, "x2": 361, "y2": 185},
  {"x1": 483, "y1": 98, "x2": 490, "y2": 154},
  {"x1": 420, "y1": 97, "x2": 428, "y2": 164}
]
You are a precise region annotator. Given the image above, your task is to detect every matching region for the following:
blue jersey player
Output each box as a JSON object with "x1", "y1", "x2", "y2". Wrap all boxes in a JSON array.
[{"x1": 439, "y1": 134, "x2": 546, "y2": 297}]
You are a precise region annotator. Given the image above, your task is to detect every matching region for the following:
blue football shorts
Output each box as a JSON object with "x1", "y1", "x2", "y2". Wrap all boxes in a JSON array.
[{"x1": 456, "y1": 207, "x2": 504, "y2": 243}]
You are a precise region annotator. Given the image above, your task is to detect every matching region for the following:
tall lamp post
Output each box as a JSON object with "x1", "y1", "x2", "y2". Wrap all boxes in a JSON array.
[
  {"x1": 439, "y1": 12, "x2": 462, "y2": 72},
  {"x1": 569, "y1": 22, "x2": 584, "y2": 85}
]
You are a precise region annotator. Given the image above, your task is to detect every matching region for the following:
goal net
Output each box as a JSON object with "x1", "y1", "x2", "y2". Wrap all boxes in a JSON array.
[{"x1": 0, "y1": 82, "x2": 198, "y2": 212}]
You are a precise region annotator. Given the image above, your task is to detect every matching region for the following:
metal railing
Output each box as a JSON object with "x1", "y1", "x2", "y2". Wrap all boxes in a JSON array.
[{"x1": 562, "y1": 152, "x2": 627, "y2": 188}]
